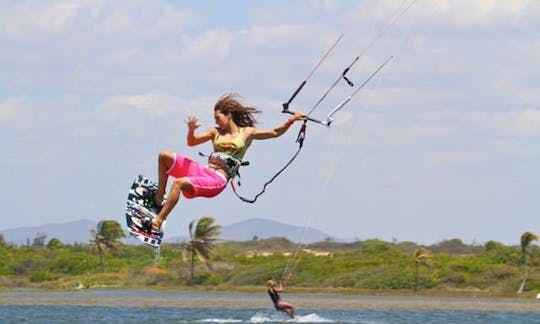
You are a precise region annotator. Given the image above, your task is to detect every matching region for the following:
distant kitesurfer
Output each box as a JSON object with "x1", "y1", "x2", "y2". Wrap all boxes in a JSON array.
[
  {"x1": 142, "y1": 93, "x2": 305, "y2": 233},
  {"x1": 266, "y1": 273, "x2": 295, "y2": 319}
]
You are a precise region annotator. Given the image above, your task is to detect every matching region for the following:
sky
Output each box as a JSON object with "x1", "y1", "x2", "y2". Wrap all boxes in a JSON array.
[{"x1": 1, "y1": 0, "x2": 539, "y2": 245}]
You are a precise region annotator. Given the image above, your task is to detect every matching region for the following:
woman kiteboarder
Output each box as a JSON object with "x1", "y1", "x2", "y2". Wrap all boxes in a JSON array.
[{"x1": 141, "y1": 93, "x2": 305, "y2": 233}]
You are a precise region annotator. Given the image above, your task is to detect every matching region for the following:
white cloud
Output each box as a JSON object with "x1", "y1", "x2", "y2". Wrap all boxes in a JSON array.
[
  {"x1": 248, "y1": 24, "x2": 310, "y2": 45},
  {"x1": 1, "y1": 0, "x2": 100, "y2": 37},
  {"x1": 411, "y1": 0, "x2": 532, "y2": 28},
  {"x1": 0, "y1": 98, "x2": 24, "y2": 122},
  {"x1": 92, "y1": 2, "x2": 196, "y2": 36},
  {"x1": 427, "y1": 150, "x2": 487, "y2": 167},
  {"x1": 308, "y1": 0, "x2": 345, "y2": 11},
  {"x1": 104, "y1": 92, "x2": 185, "y2": 116},
  {"x1": 468, "y1": 109, "x2": 540, "y2": 136},
  {"x1": 95, "y1": 9, "x2": 133, "y2": 34},
  {"x1": 104, "y1": 48, "x2": 142, "y2": 66},
  {"x1": 2, "y1": 1, "x2": 195, "y2": 42},
  {"x1": 517, "y1": 87, "x2": 540, "y2": 106},
  {"x1": 102, "y1": 93, "x2": 222, "y2": 121},
  {"x1": 503, "y1": 110, "x2": 540, "y2": 135},
  {"x1": 176, "y1": 30, "x2": 234, "y2": 62},
  {"x1": 488, "y1": 138, "x2": 537, "y2": 157},
  {"x1": 1, "y1": 1, "x2": 539, "y2": 244}
]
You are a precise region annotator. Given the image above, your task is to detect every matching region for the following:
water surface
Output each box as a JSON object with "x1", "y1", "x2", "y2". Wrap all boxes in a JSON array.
[{"x1": 0, "y1": 290, "x2": 538, "y2": 323}]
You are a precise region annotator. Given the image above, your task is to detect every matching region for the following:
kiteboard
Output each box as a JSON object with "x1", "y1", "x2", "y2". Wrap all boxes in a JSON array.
[{"x1": 125, "y1": 175, "x2": 166, "y2": 248}]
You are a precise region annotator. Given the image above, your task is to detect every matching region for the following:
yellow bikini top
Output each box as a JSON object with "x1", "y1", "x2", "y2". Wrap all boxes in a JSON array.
[{"x1": 213, "y1": 128, "x2": 248, "y2": 160}]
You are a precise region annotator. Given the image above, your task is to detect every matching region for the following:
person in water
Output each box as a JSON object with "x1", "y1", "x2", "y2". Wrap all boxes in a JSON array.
[
  {"x1": 267, "y1": 274, "x2": 295, "y2": 319},
  {"x1": 142, "y1": 93, "x2": 305, "y2": 233}
]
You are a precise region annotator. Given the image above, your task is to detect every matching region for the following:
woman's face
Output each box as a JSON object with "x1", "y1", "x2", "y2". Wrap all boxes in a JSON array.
[{"x1": 214, "y1": 109, "x2": 231, "y2": 128}]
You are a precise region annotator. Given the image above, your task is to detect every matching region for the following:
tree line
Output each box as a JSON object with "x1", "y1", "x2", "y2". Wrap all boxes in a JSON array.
[{"x1": 0, "y1": 217, "x2": 537, "y2": 297}]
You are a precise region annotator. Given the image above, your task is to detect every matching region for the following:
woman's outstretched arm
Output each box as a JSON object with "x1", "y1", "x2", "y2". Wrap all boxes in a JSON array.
[{"x1": 250, "y1": 111, "x2": 305, "y2": 140}]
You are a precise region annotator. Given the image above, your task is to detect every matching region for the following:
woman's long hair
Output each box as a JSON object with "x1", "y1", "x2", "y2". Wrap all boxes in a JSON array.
[{"x1": 214, "y1": 93, "x2": 261, "y2": 127}]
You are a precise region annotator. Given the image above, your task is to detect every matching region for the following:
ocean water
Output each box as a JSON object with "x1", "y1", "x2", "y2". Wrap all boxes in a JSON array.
[
  {"x1": 2, "y1": 305, "x2": 539, "y2": 323},
  {"x1": 0, "y1": 290, "x2": 538, "y2": 323}
]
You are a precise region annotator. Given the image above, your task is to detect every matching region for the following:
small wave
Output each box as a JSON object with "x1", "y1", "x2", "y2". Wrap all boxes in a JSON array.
[
  {"x1": 249, "y1": 312, "x2": 333, "y2": 323},
  {"x1": 198, "y1": 319, "x2": 243, "y2": 323},
  {"x1": 250, "y1": 311, "x2": 284, "y2": 323},
  {"x1": 294, "y1": 313, "x2": 333, "y2": 323}
]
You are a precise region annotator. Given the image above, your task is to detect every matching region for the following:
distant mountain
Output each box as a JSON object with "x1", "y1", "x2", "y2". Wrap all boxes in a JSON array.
[
  {"x1": 166, "y1": 218, "x2": 332, "y2": 244},
  {"x1": 1, "y1": 219, "x2": 97, "y2": 246},
  {"x1": 218, "y1": 218, "x2": 332, "y2": 244},
  {"x1": 1, "y1": 218, "x2": 336, "y2": 246}
]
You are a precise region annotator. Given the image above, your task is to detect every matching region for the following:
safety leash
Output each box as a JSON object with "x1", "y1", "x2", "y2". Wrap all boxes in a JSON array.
[{"x1": 231, "y1": 120, "x2": 307, "y2": 204}]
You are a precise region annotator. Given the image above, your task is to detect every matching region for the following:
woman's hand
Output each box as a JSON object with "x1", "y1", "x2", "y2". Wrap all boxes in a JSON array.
[
  {"x1": 185, "y1": 116, "x2": 201, "y2": 131},
  {"x1": 186, "y1": 116, "x2": 215, "y2": 146},
  {"x1": 291, "y1": 111, "x2": 306, "y2": 122},
  {"x1": 282, "y1": 272, "x2": 292, "y2": 286}
]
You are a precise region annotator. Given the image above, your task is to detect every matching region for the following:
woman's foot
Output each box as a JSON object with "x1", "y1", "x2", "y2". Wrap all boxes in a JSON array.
[
  {"x1": 286, "y1": 310, "x2": 294, "y2": 319},
  {"x1": 140, "y1": 213, "x2": 161, "y2": 234},
  {"x1": 151, "y1": 218, "x2": 162, "y2": 233},
  {"x1": 140, "y1": 216, "x2": 153, "y2": 232}
]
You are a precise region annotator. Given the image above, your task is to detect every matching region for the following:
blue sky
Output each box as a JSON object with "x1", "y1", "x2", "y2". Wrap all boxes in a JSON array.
[{"x1": 1, "y1": 0, "x2": 539, "y2": 245}]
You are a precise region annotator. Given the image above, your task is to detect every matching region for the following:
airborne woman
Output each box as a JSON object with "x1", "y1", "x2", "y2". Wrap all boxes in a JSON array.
[{"x1": 140, "y1": 93, "x2": 305, "y2": 233}]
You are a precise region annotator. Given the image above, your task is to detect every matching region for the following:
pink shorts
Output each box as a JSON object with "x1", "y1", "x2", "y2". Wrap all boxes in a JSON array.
[{"x1": 166, "y1": 153, "x2": 228, "y2": 199}]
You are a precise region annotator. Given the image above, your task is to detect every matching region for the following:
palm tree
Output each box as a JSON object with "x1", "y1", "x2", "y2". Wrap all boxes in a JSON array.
[
  {"x1": 182, "y1": 216, "x2": 221, "y2": 280},
  {"x1": 413, "y1": 247, "x2": 431, "y2": 292},
  {"x1": 47, "y1": 238, "x2": 64, "y2": 249},
  {"x1": 517, "y1": 231, "x2": 538, "y2": 294},
  {"x1": 90, "y1": 220, "x2": 126, "y2": 272}
]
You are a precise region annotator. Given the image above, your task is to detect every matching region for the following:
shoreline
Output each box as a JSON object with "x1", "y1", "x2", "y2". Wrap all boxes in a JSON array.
[{"x1": 0, "y1": 289, "x2": 538, "y2": 312}]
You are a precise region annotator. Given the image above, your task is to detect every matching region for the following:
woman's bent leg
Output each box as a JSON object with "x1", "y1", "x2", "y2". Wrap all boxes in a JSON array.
[
  {"x1": 277, "y1": 301, "x2": 295, "y2": 319},
  {"x1": 152, "y1": 177, "x2": 194, "y2": 231},
  {"x1": 156, "y1": 151, "x2": 174, "y2": 205}
]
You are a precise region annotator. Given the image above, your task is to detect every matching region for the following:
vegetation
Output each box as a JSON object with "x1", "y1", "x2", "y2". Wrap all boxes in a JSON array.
[
  {"x1": 0, "y1": 222, "x2": 538, "y2": 298},
  {"x1": 181, "y1": 216, "x2": 221, "y2": 281},
  {"x1": 517, "y1": 232, "x2": 538, "y2": 294},
  {"x1": 413, "y1": 247, "x2": 431, "y2": 292},
  {"x1": 90, "y1": 220, "x2": 126, "y2": 272}
]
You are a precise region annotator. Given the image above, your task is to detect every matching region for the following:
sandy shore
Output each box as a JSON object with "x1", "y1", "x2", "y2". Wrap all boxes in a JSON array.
[{"x1": 0, "y1": 290, "x2": 539, "y2": 312}]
